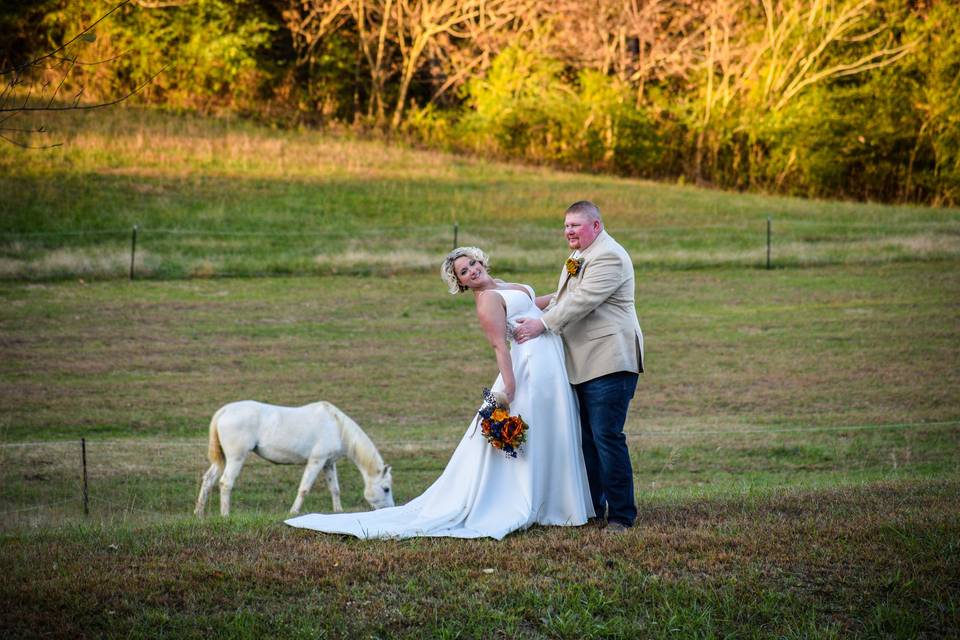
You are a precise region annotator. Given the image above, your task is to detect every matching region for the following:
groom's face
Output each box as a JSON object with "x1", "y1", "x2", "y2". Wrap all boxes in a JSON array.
[{"x1": 564, "y1": 213, "x2": 601, "y2": 251}]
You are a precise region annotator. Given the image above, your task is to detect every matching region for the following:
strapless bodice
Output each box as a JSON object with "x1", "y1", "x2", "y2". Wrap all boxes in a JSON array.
[{"x1": 491, "y1": 286, "x2": 541, "y2": 344}]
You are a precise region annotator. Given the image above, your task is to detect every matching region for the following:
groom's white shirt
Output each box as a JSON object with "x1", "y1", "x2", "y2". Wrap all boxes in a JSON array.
[{"x1": 540, "y1": 230, "x2": 644, "y2": 385}]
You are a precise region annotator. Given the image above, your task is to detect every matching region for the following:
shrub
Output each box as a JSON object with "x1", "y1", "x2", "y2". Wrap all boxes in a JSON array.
[{"x1": 433, "y1": 47, "x2": 663, "y2": 175}]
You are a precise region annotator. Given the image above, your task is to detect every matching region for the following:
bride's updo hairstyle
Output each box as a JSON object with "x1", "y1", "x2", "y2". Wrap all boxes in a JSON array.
[{"x1": 441, "y1": 246, "x2": 489, "y2": 294}]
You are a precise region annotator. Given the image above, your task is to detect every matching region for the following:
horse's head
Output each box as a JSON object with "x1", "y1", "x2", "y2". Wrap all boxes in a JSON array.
[{"x1": 363, "y1": 464, "x2": 394, "y2": 509}]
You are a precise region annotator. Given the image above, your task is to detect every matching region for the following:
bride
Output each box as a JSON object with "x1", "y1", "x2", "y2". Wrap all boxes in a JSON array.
[{"x1": 285, "y1": 247, "x2": 594, "y2": 539}]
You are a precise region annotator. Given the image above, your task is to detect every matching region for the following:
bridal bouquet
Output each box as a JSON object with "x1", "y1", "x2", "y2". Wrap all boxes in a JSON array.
[{"x1": 477, "y1": 388, "x2": 528, "y2": 458}]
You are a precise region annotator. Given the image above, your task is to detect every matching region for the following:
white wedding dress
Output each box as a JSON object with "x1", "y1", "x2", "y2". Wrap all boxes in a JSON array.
[{"x1": 285, "y1": 286, "x2": 594, "y2": 540}]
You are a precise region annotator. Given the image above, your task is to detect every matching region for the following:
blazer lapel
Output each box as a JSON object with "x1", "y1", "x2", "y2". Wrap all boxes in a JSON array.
[
  {"x1": 556, "y1": 252, "x2": 575, "y2": 294},
  {"x1": 556, "y1": 231, "x2": 610, "y2": 296}
]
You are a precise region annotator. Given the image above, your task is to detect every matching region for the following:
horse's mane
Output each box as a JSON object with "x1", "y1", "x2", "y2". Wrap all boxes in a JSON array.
[{"x1": 321, "y1": 402, "x2": 384, "y2": 475}]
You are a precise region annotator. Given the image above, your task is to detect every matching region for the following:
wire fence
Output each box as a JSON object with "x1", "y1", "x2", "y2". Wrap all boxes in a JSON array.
[
  {"x1": 2, "y1": 219, "x2": 959, "y2": 530},
  {"x1": 2, "y1": 419, "x2": 957, "y2": 534},
  {"x1": 2, "y1": 217, "x2": 959, "y2": 281}
]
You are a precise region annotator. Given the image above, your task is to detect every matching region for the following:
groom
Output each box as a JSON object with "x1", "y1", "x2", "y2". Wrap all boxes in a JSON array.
[{"x1": 515, "y1": 200, "x2": 644, "y2": 532}]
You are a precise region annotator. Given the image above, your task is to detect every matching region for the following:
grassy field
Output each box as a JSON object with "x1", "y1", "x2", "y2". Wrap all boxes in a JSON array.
[
  {"x1": 2, "y1": 108, "x2": 959, "y2": 280},
  {"x1": 2, "y1": 264, "x2": 958, "y2": 637},
  {"x1": 1, "y1": 108, "x2": 959, "y2": 638}
]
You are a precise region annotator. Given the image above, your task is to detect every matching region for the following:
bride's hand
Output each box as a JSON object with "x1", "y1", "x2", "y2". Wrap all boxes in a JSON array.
[{"x1": 504, "y1": 383, "x2": 516, "y2": 404}]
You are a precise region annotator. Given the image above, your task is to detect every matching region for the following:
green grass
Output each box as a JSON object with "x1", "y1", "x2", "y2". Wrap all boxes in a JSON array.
[
  {"x1": 2, "y1": 263, "x2": 957, "y2": 444},
  {"x1": 1, "y1": 107, "x2": 958, "y2": 280},
  {"x1": 1, "y1": 107, "x2": 959, "y2": 637}
]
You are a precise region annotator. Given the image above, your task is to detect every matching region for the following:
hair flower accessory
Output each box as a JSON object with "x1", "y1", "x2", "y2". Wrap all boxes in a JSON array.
[
  {"x1": 566, "y1": 257, "x2": 583, "y2": 277},
  {"x1": 475, "y1": 388, "x2": 529, "y2": 458}
]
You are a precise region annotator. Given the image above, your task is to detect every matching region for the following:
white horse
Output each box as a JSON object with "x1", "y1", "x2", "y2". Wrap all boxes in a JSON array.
[{"x1": 194, "y1": 400, "x2": 394, "y2": 517}]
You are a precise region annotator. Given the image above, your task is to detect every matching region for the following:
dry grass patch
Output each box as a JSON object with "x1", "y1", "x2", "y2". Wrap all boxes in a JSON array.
[{"x1": 0, "y1": 248, "x2": 149, "y2": 280}]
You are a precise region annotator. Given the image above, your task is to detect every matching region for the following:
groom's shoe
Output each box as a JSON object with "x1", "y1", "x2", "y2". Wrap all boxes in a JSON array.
[
  {"x1": 587, "y1": 516, "x2": 607, "y2": 528},
  {"x1": 603, "y1": 521, "x2": 630, "y2": 535}
]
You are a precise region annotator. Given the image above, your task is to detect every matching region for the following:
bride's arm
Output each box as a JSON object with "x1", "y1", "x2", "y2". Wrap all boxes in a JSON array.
[
  {"x1": 475, "y1": 292, "x2": 516, "y2": 403},
  {"x1": 534, "y1": 293, "x2": 555, "y2": 310}
]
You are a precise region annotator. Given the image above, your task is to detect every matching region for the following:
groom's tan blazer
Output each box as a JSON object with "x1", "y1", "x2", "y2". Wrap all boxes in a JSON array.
[{"x1": 541, "y1": 230, "x2": 644, "y2": 385}]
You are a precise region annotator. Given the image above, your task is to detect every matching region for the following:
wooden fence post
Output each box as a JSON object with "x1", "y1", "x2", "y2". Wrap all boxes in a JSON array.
[
  {"x1": 81, "y1": 438, "x2": 89, "y2": 516},
  {"x1": 766, "y1": 217, "x2": 772, "y2": 270},
  {"x1": 130, "y1": 225, "x2": 138, "y2": 280}
]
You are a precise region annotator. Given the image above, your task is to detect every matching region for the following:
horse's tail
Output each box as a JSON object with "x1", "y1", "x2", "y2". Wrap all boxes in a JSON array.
[{"x1": 207, "y1": 407, "x2": 227, "y2": 470}]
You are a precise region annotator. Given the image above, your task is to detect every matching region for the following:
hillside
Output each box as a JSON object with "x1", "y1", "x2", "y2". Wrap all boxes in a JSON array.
[{"x1": 1, "y1": 108, "x2": 957, "y2": 280}]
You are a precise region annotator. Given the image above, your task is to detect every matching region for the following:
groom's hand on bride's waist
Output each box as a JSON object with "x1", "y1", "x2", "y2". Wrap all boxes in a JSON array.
[{"x1": 514, "y1": 317, "x2": 546, "y2": 343}]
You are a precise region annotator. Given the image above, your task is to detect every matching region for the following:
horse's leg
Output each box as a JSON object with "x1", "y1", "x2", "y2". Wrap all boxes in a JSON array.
[
  {"x1": 194, "y1": 463, "x2": 222, "y2": 516},
  {"x1": 219, "y1": 455, "x2": 246, "y2": 517},
  {"x1": 323, "y1": 460, "x2": 342, "y2": 513},
  {"x1": 290, "y1": 457, "x2": 326, "y2": 515}
]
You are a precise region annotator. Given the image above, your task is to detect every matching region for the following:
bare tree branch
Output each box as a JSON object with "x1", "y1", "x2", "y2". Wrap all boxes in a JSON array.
[
  {"x1": 0, "y1": 66, "x2": 169, "y2": 113},
  {"x1": 48, "y1": 50, "x2": 133, "y2": 67},
  {"x1": 0, "y1": 132, "x2": 62, "y2": 150}
]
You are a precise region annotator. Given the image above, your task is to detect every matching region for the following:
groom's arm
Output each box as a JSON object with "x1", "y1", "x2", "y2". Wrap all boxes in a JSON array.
[
  {"x1": 539, "y1": 251, "x2": 626, "y2": 333},
  {"x1": 514, "y1": 252, "x2": 626, "y2": 344}
]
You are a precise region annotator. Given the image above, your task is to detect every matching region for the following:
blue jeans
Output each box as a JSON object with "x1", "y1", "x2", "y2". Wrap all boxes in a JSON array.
[{"x1": 575, "y1": 371, "x2": 638, "y2": 527}]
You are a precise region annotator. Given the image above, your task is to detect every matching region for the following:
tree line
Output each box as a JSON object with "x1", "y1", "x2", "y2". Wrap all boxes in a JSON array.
[{"x1": 4, "y1": 0, "x2": 958, "y2": 205}]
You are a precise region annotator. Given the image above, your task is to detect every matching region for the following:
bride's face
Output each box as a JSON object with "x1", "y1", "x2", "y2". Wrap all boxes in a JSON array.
[{"x1": 453, "y1": 256, "x2": 489, "y2": 289}]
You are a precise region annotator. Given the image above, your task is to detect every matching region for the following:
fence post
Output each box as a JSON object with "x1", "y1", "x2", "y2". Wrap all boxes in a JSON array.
[
  {"x1": 130, "y1": 225, "x2": 138, "y2": 280},
  {"x1": 81, "y1": 438, "x2": 89, "y2": 516},
  {"x1": 766, "y1": 217, "x2": 772, "y2": 270},
  {"x1": 453, "y1": 223, "x2": 459, "y2": 250}
]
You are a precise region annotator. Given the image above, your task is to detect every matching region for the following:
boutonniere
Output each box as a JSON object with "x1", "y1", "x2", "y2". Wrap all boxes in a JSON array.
[{"x1": 565, "y1": 257, "x2": 583, "y2": 277}]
